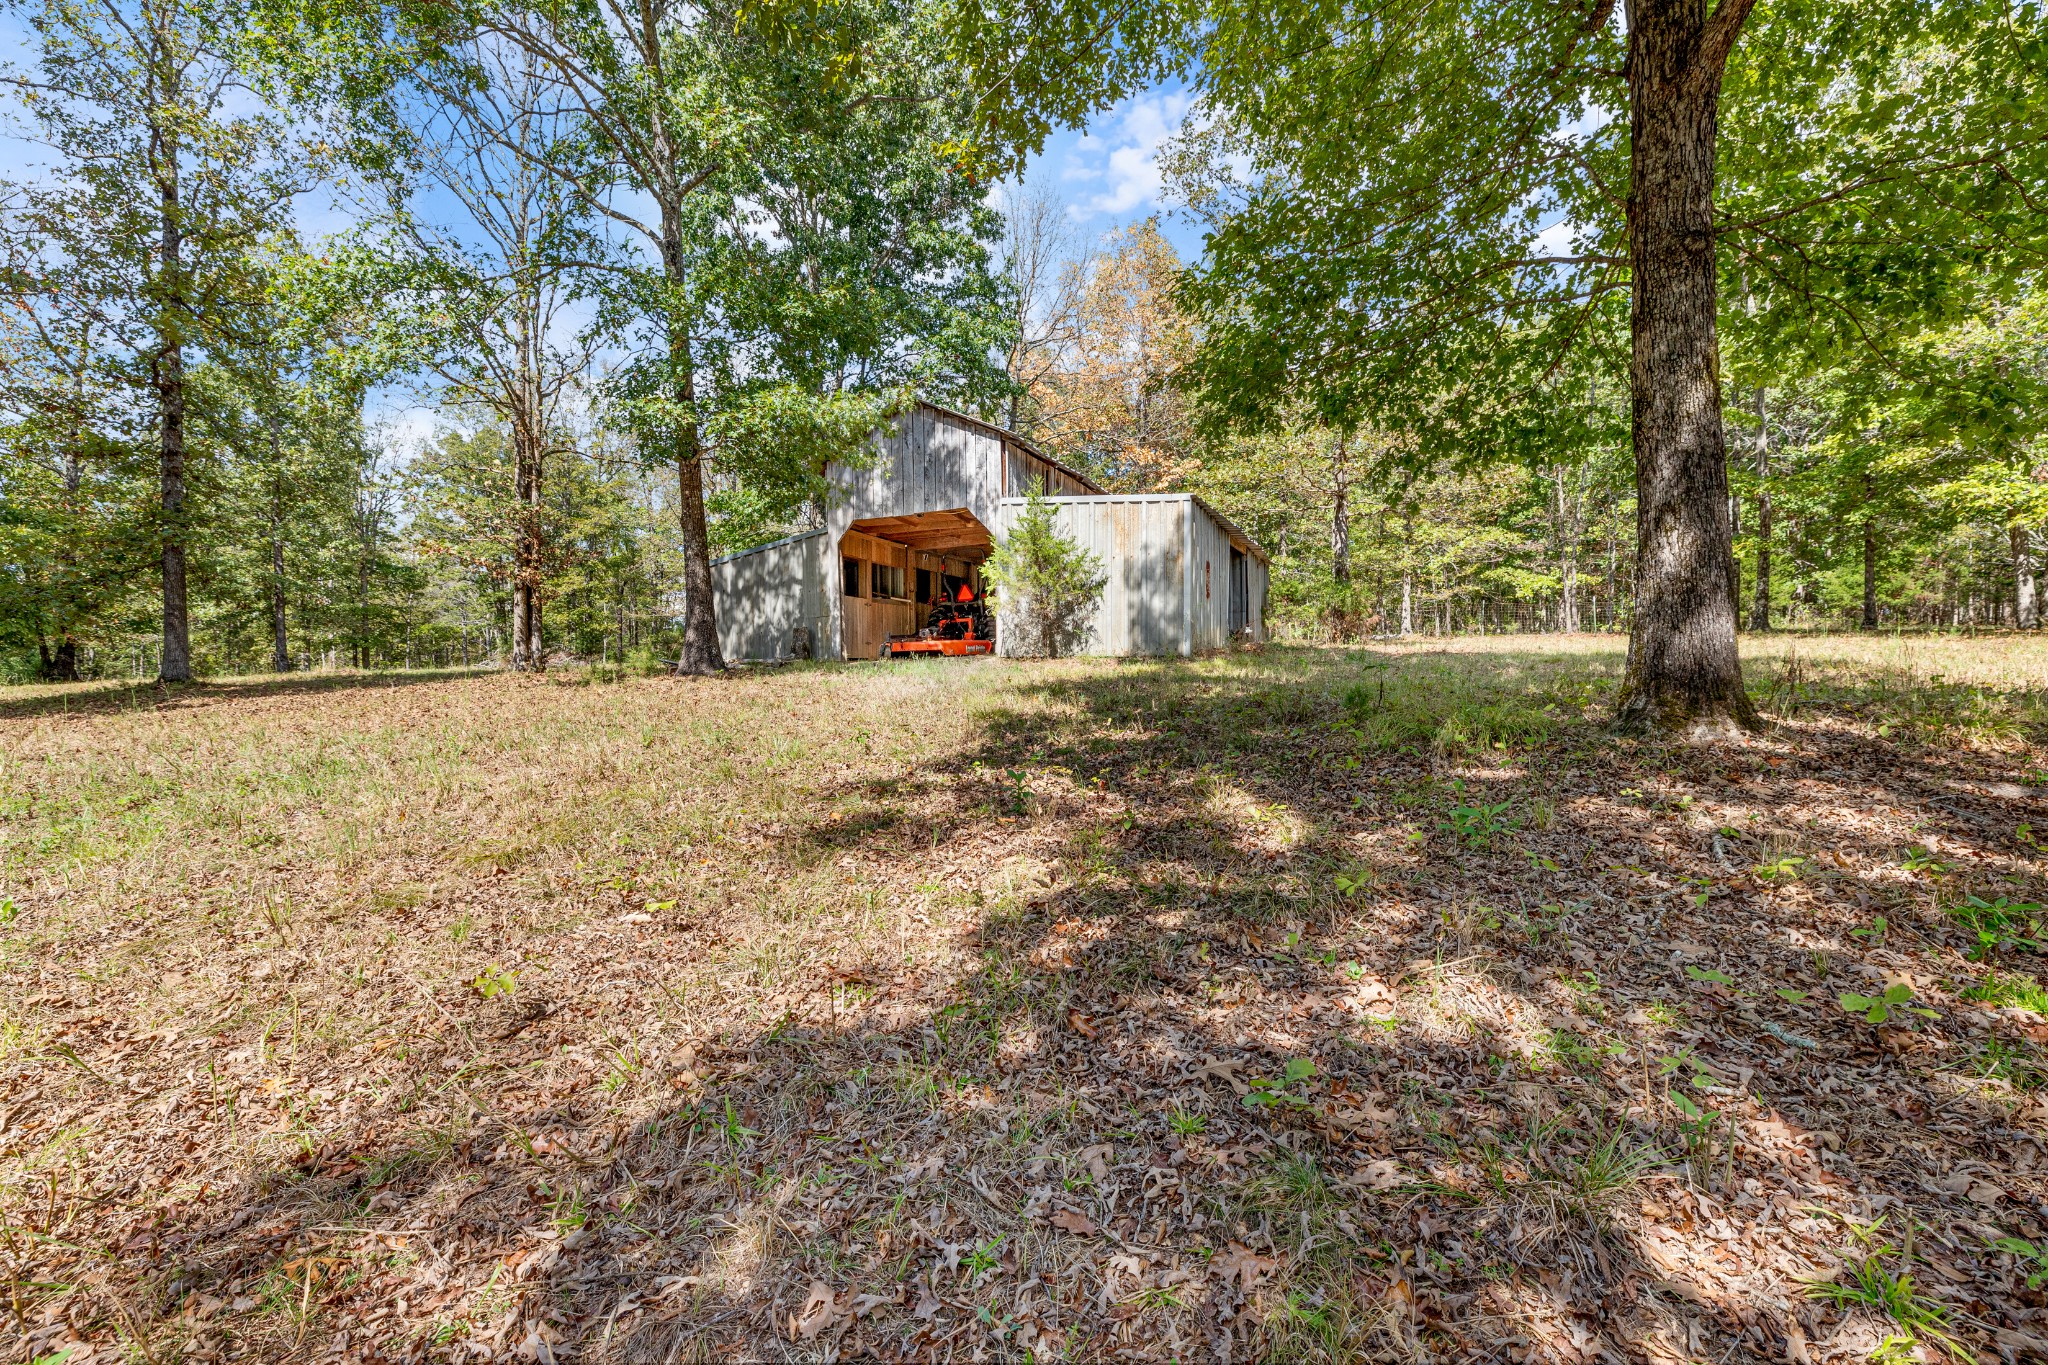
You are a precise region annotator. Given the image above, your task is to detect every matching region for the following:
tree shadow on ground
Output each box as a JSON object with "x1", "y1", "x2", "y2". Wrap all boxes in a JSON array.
[
  {"x1": 27, "y1": 645, "x2": 2048, "y2": 1365},
  {"x1": 0, "y1": 667, "x2": 501, "y2": 721}
]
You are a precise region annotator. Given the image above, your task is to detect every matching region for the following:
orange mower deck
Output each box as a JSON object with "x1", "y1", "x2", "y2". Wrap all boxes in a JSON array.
[{"x1": 879, "y1": 636, "x2": 992, "y2": 658}]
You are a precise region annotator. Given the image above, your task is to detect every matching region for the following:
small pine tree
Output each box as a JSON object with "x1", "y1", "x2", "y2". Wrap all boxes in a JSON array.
[{"x1": 986, "y1": 491, "x2": 1107, "y2": 657}]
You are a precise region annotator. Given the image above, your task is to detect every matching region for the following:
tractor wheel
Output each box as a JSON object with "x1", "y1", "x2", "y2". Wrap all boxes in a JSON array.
[{"x1": 878, "y1": 644, "x2": 892, "y2": 660}]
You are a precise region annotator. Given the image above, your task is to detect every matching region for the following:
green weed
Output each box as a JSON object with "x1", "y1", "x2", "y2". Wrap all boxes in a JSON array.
[
  {"x1": 1839, "y1": 983, "x2": 1936, "y2": 1027},
  {"x1": 1807, "y1": 1259, "x2": 1966, "y2": 1360},
  {"x1": 1947, "y1": 894, "x2": 2044, "y2": 959},
  {"x1": 471, "y1": 963, "x2": 519, "y2": 999},
  {"x1": 1242, "y1": 1057, "x2": 1317, "y2": 1110},
  {"x1": 1992, "y1": 1236, "x2": 2048, "y2": 1289},
  {"x1": 1963, "y1": 969, "x2": 2048, "y2": 1012},
  {"x1": 1438, "y1": 785, "x2": 1516, "y2": 849}
]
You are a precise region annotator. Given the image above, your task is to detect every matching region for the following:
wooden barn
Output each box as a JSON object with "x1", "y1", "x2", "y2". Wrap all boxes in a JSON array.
[{"x1": 711, "y1": 401, "x2": 1269, "y2": 662}]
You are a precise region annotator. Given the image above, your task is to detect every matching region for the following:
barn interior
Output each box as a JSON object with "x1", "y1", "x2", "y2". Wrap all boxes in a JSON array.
[{"x1": 837, "y1": 509, "x2": 993, "y2": 660}]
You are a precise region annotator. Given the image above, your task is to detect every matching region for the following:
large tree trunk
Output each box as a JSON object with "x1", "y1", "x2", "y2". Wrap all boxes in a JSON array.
[
  {"x1": 1555, "y1": 465, "x2": 1582, "y2": 633},
  {"x1": 1861, "y1": 518, "x2": 1878, "y2": 628},
  {"x1": 1329, "y1": 435, "x2": 1351, "y2": 639},
  {"x1": 511, "y1": 324, "x2": 548, "y2": 673},
  {"x1": 2013, "y1": 521, "x2": 2038, "y2": 630},
  {"x1": 44, "y1": 635, "x2": 80, "y2": 682},
  {"x1": 157, "y1": 164, "x2": 192, "y2": 683},
  {"x1": 673, "y1": 397, "x2": 723, "y2": 673},
  {"x1": 1611, "y1": 0, "x2": 1758, "y2": 735},
  {"x1": 1749, "y1": 489, "x2": 1773, "y2": 632},
  {"x1": 665, "y1": 306, "x2": 724, "y2": 675},
  {"x1": 1330, "y1": 447, "x2": 1350, "y2": 587},
  {"x1": 511, "y1": 580, "x2": 531, "y2": 671}
]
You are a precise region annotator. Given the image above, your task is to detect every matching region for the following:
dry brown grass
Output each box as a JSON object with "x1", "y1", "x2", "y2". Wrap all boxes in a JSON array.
[{"x1": 3, "y1": 638, "x2": 2048, "y2": 1363}]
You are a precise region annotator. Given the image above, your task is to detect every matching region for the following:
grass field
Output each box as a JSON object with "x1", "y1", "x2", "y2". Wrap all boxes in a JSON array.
[{"x1": 5, "y1": 634, "x2": 2048, "y2": 1363}]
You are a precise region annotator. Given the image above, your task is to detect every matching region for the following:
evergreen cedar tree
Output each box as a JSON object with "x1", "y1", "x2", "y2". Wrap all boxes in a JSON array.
[{"x1": 987, "y1": 490, "x2": 1107, "y2": 658}]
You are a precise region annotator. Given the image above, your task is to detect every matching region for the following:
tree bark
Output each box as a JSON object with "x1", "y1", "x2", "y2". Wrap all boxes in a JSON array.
[
  {"x1": 43, "y1": 636, "x2": 79, "y2": 682},
  {"x1": 1725, "y1": 492, "x2": 1740, "y2": 626},
  {"x1": 1611, "y1": 0, "x2": 1759, "y2": 735},
  {"x1": 664, "y1": 285, "x2": 725, "y2": 674},
  {"x1": 157, "y1": 150, "x2": 192, "y2": 683},
  {"x1": 1748, "y1": 389, "x2": 1772, "y2": 631},
  {"x1": 511, "y1": 409, "x2": 542, "y2": 672},
  {"x1": 511, "y1": 320, "x2": 548, "y2": 672},
  {"x1": 1554, "y1": 465, "x2": 1583, "y2": 632},
  {"x1": 1330, "y1": 437, "x2": 1351, "y2": 587},
  {"x1": 511, "y1": 579, "x2": 531, "y2": 671},
  {"x1": 47, "y1": 339, "x2": 89, "y2": 682},
  {"x1": 266, "y1": 410, "x2": 290, "y2": 672},
  {"x1": 1861, "y1": 518, "x2": 1878, "y2": 628},
  {"x1": 2013, "y1": 521, "x2": 2038, "y2": 630}
]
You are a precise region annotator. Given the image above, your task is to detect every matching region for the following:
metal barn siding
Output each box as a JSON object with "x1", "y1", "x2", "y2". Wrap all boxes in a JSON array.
[
  {"x1": 1245, "y1": 554, "x2": 1270, "y2": 641},
  {"x1": 992, "y1": 494, "x2": 1269, "y2": 657},
  {"x1": 814, "y1": 403, "x2": 1104, "y2": 660},
  {"x1": 1060, "y1": 497, "x2": 1186, "y2": 656},
  {"x1": 715, "y1": 401, "x2": 1266, "y2": 662},
  {"x1": 833, "y1": 404, "x2": 1007, "y2": 526},
  {"x1": 1188, "y1": 500, "x2": 1236, "y2": 650},
  {"x1": 711, "y1": 529, "x2": 828, "y2": 663},
  {"x1": 1185, "y1": 495, "x2": 1269, "y2": 646}
]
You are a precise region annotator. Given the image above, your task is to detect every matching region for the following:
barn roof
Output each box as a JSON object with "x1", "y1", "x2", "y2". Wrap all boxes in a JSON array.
[
  {"x1": 923, "y1": 400, "x2": 1269, "y2": 564},
  {"x1": 713, "y1": 399, "x2": 1268, "y2": 567},
  {"x1": 914, "y1": 399, "x2": 1107, "y2": 496}
]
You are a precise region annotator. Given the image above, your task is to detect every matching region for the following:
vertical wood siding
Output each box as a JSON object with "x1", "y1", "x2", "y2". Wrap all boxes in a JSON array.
[{"x1": 836, "y1": 533, "x2": 919, "y2": 660}]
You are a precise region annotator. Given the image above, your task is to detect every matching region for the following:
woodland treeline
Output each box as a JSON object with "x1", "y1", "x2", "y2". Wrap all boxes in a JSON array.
[
  {"x1": 1002, "y1": 219, "x2": 2048, "y2": 642},
  {"x1": 3, "y1": 0, "x2": 2046, "y2": 712}
]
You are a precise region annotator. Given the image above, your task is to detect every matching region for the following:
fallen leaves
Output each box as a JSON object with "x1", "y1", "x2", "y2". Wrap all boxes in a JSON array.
[
  {"x1": 1348, "y1": 1158, "x2": 1406, "y2": 1191},
  {"x1": 1211, "y1": 1241, "x2": 1279, "y2": 1292},
  {"x1": 13, "y1": 646, "x2": 2048, "y2": 1364},
  {"x1": 1048, "y1": 1207, "x2": 1098, "y2": 1236},
  {"x1": 789, "y1": 1281, "x2": 845, "y2": 1341},
  {"x1": 1942, "y1": 1168, "x2": 2010, "y2": 1205}
]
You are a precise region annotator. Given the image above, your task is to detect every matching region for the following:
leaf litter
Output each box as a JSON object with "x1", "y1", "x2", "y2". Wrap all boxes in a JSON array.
[{"x1": 0, "y1": 642, "x2": 2046, "y2": 1361}]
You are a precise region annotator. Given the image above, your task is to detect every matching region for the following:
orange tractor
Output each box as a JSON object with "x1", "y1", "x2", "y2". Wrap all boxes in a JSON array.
[{"x1": 879, "y1": 583, "x2": 993, "y2": 659}]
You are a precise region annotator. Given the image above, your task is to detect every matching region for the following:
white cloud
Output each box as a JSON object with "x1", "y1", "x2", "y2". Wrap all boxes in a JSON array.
[
  {"x1": 1532, "y1": 219, "x2": 1582, "y2": 257},
  {"x1": 1063, "y1": 90, "x2": 1192, "y2": 219}
]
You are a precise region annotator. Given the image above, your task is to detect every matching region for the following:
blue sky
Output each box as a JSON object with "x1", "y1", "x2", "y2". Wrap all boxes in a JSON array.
[
  {"x1": 1027, "y1": 81, "x2": 1208, "y2": 263},
  {"x1": 0, "y1": 11, "x2": 1202, "y2": 442}
]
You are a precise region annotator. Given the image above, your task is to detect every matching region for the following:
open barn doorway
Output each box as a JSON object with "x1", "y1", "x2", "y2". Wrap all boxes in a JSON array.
[{"x1": 838, "y1": 508, "x2": 994, "y2": 660}]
